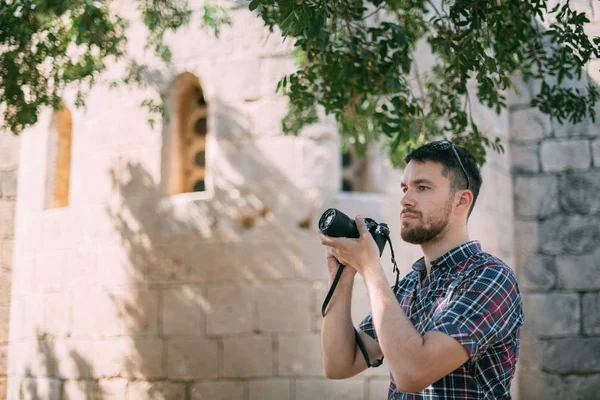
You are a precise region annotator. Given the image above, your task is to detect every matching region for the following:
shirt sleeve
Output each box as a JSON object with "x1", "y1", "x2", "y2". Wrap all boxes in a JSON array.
[
  {"x1": 428, "y1": 264, "x2": 524, "y2": 360},
  {"x1": 358, "y1": 312, "x2": 378, "y2": 341}
]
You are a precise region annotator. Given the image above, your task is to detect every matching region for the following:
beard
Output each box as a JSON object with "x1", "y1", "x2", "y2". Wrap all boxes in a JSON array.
[{"x1": 401, "y1": 199, "x2": 453, "y2": 244}]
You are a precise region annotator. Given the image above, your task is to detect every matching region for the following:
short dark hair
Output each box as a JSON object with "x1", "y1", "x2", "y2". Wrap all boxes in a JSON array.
[{"x1": 404, "y1": 141, "x2": 483, "y2": 217}]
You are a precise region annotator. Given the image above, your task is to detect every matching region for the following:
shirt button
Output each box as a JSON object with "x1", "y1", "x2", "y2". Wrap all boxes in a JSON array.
[{"x1": 441, "y1": 267, "x2": 447, "y2": 273}]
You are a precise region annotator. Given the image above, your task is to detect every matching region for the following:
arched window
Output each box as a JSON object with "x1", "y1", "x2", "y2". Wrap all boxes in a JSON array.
[
  {"x1": 45, "y1": 103, "x2": 72, "y2": 208},
  {"x1": 162, "y1": 73, "x2": 208, "y2": 195}
]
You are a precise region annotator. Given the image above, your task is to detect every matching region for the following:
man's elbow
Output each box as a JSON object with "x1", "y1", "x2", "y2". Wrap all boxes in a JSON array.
[
  {"x1": 323, "y1": 365, "x2": 351, "y2": 380},
  {"x1": 391, "y1": 369, "x2": 429, "y2": 393}
]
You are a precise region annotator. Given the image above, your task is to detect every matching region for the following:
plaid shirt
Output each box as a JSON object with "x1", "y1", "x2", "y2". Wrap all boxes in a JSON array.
[{"x1": 359, "y1": 241, "x2": 524, "y2": 400}]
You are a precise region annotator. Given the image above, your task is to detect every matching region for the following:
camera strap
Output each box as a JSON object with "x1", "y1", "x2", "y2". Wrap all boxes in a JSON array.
[
  {"x1": 321, "y1": 262, "x2": 383, "y2": 368},
  {"x1": 320, "y1": 234, "x2": 400, "y2": 369}
]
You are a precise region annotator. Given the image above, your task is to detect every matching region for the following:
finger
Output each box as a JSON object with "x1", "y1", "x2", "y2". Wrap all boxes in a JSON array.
[
  {"x1": 355, "y1": 215, "x2": 369, "y2": 237},
  {"x1": 319, "y1": 233, "x2": 334, "y2": 246}
]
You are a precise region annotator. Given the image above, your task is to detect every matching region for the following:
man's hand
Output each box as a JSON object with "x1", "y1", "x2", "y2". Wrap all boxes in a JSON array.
[
  {"x1": 326, "y1": 247, "x2": 357, "y2": 281},
  {"x1": 319, "y1": 215, "x2": 381, "y2": 277}
]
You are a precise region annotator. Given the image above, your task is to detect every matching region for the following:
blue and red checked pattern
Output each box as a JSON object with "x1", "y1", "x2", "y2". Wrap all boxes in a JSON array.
[{"x1": 359, "y1": 241, "x2": 524, "y2": 400}]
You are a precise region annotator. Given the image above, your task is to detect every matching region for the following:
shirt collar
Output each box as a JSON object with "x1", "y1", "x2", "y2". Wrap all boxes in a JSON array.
[{"x1": 411, "y1": 240, "x2": 482, "y2": 274}]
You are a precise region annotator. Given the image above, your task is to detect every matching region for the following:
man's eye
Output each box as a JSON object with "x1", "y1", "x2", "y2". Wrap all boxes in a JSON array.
[
  {"x1": 418, "y1": 186, "x2": 429, "y2": 191},
  {"x1": 402, "y1": 187, "x2": 408, "y2": 193}
]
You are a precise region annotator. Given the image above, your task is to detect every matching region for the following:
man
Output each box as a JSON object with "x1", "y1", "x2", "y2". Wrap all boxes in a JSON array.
[{"x1": 319, "y1": 140, "x2": 524, "y2": 399}]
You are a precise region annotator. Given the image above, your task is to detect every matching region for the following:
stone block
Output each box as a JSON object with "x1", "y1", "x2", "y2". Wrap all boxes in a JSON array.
[
  {"x1": 190, "y1": 241, "x2": 301, "y2": 283},
  {"x1": 540, "y1": 139, "x2": 591, "y2": 172},
  {"x1": 205, "y1": 283, "x2": 256, "y2": 335},
  {"x1": 53, "y1": 339, "x2": 94, "y2": 379},
  {"x1": 0, "y1": 268, "x2": 10, "y2": 307},
  {"x1": 97, "y1": 244, "x2": 144, "y2": 287},
  {"x1": 540, "y1": 338, "x2": 600, "y2": 373},
  {"x1": 369, "y1": 378, "x2": 391, "y2": 399},
  {"x1": 7, "y1": 377, "x2": 20, "y2": 399},
  {"x1": 510, "y1": 142, "x2": 539, "y2": 173},
  {"x1": 0, "y1": 344, "x2": 6, "y2": 374},
  {"x1": 95, "y1": 379, "x2": 127, "y2": 400},
  {"x1": 0, "y1": 170, "x2": 18, "y2": 199},
  {"x1": 583, "y1": 292, "x2": 600, "y2": 334},
  {"x1": 187, "y1": 242, "x2": 238, "y2": 283},
  {"x1": 539, "y1": 215, "x2": 600, "y2": 255},
  {"x1": 20, "y1": 378, "x2": 61, "y2": 400},
  {"x1": 0, "y1": 239, "x2": 12, "y2": 271},
  {"x1": 113, "y1": 289, "x2": 160, "y2": 335},
  {"x1": 296, "y1": 239, "x2": 329, "y2": 281},
  {"x1": 63, "y1": 380, "x2": 94, "y2": 400},
  {"x1": 72, "y1": 290, "x2": 159, "y2": 337},
  {"x1": 523, "y1": 293, "x2": 580, "y2": 337},
  {"x1": 41, "y1": 292, "x2": 71, "y2": 337},
  {"x1": 241, "y1": 241, "x2": 304, "y2": 281},
  {"x1": 222, "y1": 336, "x2": 273, "y2": 378},
  {"x1": 71, "y1": 292, "x2": 111, "y2": 337},
  {"x1": 514, "y1": 221, "x2": 539, "y2": 252},
  {"x1": 510, "y1": 108, "x2": 551, "y2": 141},
  {"x1": 552, "y1": 118, "x2": 591, "y2": 138},
  {"x1": 535, "y1": 372, "x2": 600, "y2": 400},
  {"x1": 518, "y1": 253, "x2": 556, "y2": 291},
  {"x1": 167, "y1": 339, "x2": 218, "y2": 380},
  {"x1": 249, "y1": 379, "x2": 291, "y2": 400},
  {"x1": 162, "y1": 286, "x2": 206, "y2": 336},
  {"x1": 94, "y1": 338, "x2": 164, "y2": 379},
  {"x1": 0, "y1": 378, "x2": 5, "y2": 400},
  {"x1": 126, "y1": 381, "x2": 186, "y2": 400},
  {"x1": 65, "y1": 245, "x2": 98, "y2": 290},
  {"x1": 146, "y1": 238, "x2": 190, "y2": 283},
  {"x1": 213, "y1": 103, "x2": 252, "y2": 138},
  {"x1": 592, "y1": 139, "x2": 600, "y2": 168},
  {"x1": 506, "y1": 74, "x2": 532, "y2": 106},
  {"x1": 559, "y1": 171, "x2": 600, "y2": 214},
  {"x1": 514, "y1": 176, "x2": 559, "y2": 218},
  {"x1": 0, "y1": 306, "x2": 8, "y2": 343},
  {"x1": 0, "y1": 200, "x2": 15, "y2": 239},
  {"x1": 35, "y1": 249, "x2": 71, "y2": 291},
  {"x1": 556, "y1": 249, "x2": 600, "y2": 290},
  {"x1": 191, "y1": 381, "x2": 244, "y2": 400},
  {"x1": 0, "y1": 136, "x2": 19, "y2": 170},
  {"x1": 588, "y1": 57, "x2": 600, "y2": 86},
  {"x1": 256, "y1": 282, "x2": 311, "y2": 333},
  {"x1": 295, "y1": 379, "x2": 363, "y2": 400},
  {"x1": 277, "y1": 335, "x2": 322, "y2": 376}
]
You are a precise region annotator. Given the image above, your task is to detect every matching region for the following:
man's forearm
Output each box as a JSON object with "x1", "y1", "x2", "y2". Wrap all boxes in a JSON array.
[
  {"x1": 363, "y1": 265, "x2": 425, "y2": 389},
  {"x1": 321, "y1": 276, "x2": 359, "y2": 378}
]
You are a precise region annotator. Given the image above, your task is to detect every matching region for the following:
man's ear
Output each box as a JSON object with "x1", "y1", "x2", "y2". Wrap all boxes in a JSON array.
[{"x1": 457, "y1": 190, "x2": 473, "y2": 213}]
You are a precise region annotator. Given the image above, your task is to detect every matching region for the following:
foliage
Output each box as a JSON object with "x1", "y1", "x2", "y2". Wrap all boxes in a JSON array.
[
  {"x1": 251, "y1": 0, "x2": 600, "y2": 165},
  {"x1": 0, "y1": 0, "x2": 229, "y2": 135},
  {"x1": 1, "y1": 0, "x2": 599, "y2": 166}
]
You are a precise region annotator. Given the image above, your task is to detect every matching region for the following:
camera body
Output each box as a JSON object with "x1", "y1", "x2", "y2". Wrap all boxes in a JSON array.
[{"x1": 318, "y1": 208, "x2": 389, "y2": 256}]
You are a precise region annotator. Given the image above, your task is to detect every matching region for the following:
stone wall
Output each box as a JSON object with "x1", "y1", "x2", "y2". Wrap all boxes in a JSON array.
[
  {"x1": 509, "y1": 6, "x2": 600, "y2": 394},
  {"x1": 0, "y1": 133, "x2": 19, "y2": 399}
]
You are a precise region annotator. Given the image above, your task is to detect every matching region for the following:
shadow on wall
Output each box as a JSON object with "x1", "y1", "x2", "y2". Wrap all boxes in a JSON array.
[
  {"x1": 16, "y1": 330, "x2": 104, "y2": 399},
  {"x1": 100, "y1": 131, "x2": 330, "y2": 396}
]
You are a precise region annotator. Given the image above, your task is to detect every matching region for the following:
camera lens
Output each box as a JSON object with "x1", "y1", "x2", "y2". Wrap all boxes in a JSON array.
[{"x1": 319, "y1": 209, "x2": 336, "y2": 231}]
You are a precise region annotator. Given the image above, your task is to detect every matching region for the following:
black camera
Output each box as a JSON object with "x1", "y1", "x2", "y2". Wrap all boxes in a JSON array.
[{"x1": 318, "y1": 208, "x2": 390, "y2": 256}]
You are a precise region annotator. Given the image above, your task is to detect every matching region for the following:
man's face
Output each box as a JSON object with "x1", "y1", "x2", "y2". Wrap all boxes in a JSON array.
[{"x1": 400, "y1": 160, "x2": 456, "y2": 244}]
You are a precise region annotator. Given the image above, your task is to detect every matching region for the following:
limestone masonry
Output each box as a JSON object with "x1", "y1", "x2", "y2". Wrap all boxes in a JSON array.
[{"x1": 1, "y1": 1, "x2": 600, "y2": 399}]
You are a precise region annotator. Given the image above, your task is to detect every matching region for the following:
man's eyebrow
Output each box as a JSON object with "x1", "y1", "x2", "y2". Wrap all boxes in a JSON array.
[{"x1": 400, "y1": 178, "x2": 436, "y2": 187}]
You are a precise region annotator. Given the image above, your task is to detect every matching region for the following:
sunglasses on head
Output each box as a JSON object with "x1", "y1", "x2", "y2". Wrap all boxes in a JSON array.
[{"x1": 429, "y1": 140, "x2": 470, "y2": 190}]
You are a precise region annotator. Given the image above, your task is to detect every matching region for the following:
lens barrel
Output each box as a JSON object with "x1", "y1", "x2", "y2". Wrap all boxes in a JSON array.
[{"x1": 318, "y1": 208, "x2": 359, "y2": 238}]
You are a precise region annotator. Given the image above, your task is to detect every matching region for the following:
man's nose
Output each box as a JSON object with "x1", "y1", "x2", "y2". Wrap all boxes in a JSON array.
[{"x1": 401, "y1": 190, "x2": 416, "y2": 208}]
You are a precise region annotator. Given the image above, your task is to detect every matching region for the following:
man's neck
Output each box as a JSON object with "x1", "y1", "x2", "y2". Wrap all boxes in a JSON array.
[{"x1": 421, "y1": 227, "x2": 470, "y2": 275}]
